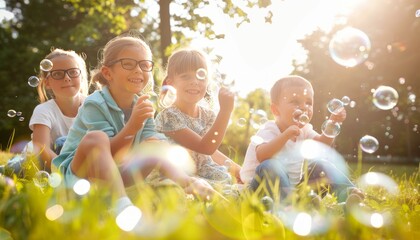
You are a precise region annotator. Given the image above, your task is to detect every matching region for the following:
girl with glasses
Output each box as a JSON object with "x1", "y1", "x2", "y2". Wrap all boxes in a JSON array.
[
  {"x1": 155, "y1": 48, "x2": 242, "y2": 197},
  {"x1": 27, "y1": 48, "x2": 89, "y2": 173},
  {"x1": 52, "y1": 35, "x2": 216, "y2": 220}
]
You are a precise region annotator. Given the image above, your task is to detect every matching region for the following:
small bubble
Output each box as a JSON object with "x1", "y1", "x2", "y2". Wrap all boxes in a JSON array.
[
  {"x1": 416, "y1": 9, "x2": 420, "y2": 18},
  {"x1": 18, "y1": 117, "x2": 24, "y2": 121},
  {"x1": 211, "y1": 139, "x2": 216, "y2": 144},
  {"x1": 372, "y1": 86, "x2": 398, "y2": 110},
  {"x1": 40, "y1": 59, "x2": 53, "y2": 71},
  {"x1": 341, "y1": 96, "x2": 351, "y2": 106},
  {"x1": 321, "y1": 120, "x2": 341, "y2": 138},
  {"x1": 7, "y1": 109, "x2": 16, "y2": 117},
  {"x1": 214, "y1": 131, "x2": 219, "y2": 136},
  {"x1": 359, "y1": 135, "x2": 379, "y2": 154},
  {"x1": 33, "y1": 170, "x2": 50, "y2": 188},
  {"x1": 158, "y1": 85, "x2": 177, "y2": 108},
  {"x1": 398, "y1": 77, "x2": 405, "y2": 85},
  {"x1": 237, "y1": 118, "x2": 247, "y2": 127},
  {"x1": 327, "y1": 98, "x2": 344, "y2": 114},
  {"x1": 349, "y1": 101, "x2": 356, "y2": 108},
  {"x1": 28, "y1": 76, "x2": 40, "y2": 87},
  {"x1": 196, "y1": 68, "x2": 208, "y2": 80}
]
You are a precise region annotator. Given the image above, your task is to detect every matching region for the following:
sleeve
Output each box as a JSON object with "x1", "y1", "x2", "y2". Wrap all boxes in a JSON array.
[
  {"x1": 303, "y1": 123, "x2": 318, "y2": 139},
  {"x1": 78, "y1": 101, "x2": 117, "y2": 137},
  {"x1": 29, "y1": 104, "x2": 52, "y2": 130},
  {"x1": 155, "y1": 108, "x2": 187, "y2": 132},
  {"x1": 139, "y1": 118, "x2": 167, "y2": 141}
]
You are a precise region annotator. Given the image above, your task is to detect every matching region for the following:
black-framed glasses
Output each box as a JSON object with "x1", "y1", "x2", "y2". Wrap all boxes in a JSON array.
[
  {"x1": 48, "y1": 68, "x2": 82, "y2": 80},
  {"x1": 108, "y1": 58, "x2": 154, "y2": 72}
]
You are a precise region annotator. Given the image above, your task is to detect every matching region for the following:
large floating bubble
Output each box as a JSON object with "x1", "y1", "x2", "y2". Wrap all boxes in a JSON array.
[
  {"x1": 327, "y1": 98, "x2": 344, "y2": 115},
  {"x1": 329, "y1": 27, "x2": 371, "y2": 67},
  {"x1": 321, "y1": 120, "x2": 341, "y2": 138},
  {"x1": 372, "y1": 86, "x2": 398, "y2": 110},
  {"x1": 359, "y1": 135, "x2": 379, "y2": 154},
  {"x1": 40, "y1": 59, "x2": 53, "y2": 72},
  {"x1": 348, "y1": 172, "x2": 399, "y2": 228},
  {"x1": 158, "y1": 85, "x2": 177, "y2": 108}
]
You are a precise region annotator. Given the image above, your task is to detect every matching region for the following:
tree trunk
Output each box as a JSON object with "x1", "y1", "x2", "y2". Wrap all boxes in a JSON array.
[{"x1": 159, "y1": 0, "x2": 172, "y2": 65}]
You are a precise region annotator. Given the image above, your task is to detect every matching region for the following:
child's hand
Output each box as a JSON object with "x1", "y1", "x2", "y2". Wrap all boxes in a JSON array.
[
  {"x1": 329, "y1": 108, "x2": 346, "y2": 123},
  {"x1": 218, "y1": 87, "x2": 235, "y2": 112},
  {"x1": 284, "y1": 125, "x2": 301, "y2": 142},
  {"x1": 184, "y1": 177, "x2": 216, "y2": 201},
  {"x1": 129, "y1": 95, "x2": 155, "y2": 130}
]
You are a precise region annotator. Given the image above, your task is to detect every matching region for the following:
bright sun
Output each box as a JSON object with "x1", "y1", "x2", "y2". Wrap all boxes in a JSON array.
[{"x1": 191, "y1": 0, "x2": 364, "y2": 97}]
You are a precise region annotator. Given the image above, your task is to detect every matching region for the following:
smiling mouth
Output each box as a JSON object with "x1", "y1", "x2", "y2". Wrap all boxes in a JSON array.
[
  {"x1": 129, "y1": 78, "x2": 144, "y2": 83},
  {"x1": 186, "y1": 89, "x2": 200, "y2": 94}
]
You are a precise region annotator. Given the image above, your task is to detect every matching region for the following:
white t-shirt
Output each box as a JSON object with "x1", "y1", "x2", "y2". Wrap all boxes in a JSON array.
[
  {"x1": 29, "y1": 99, "x2": 77, "y2": 147},
  {"x1": 240, "y1": 120, "x2": 318, "y2": 185}
]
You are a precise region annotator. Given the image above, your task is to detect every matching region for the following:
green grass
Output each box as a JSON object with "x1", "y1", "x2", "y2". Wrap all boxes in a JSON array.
[{"x1": 1, "y1": 152, "x2": 420, "y2": 240}]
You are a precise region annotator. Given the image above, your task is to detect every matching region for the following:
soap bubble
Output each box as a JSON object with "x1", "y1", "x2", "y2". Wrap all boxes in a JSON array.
[
  {"x1": 237, "y1": 118, "x2": 247, "y2": 127},
  {"x1": 359, "y1": 135, "x2": 379, "y2": 154},
  {"x1": 158, "y1": 85, "x2": 177, "y2": 108},
  {"x1": 321, "y1": 120, "x2": 341, "y2": 138},
  {"x1": 250, "y1": 109, "x2": 268, "y2": 129},
  {"x1": 7, "y1": 109, "x2": 16, "y2": 118},
  {"x1": 348, "y1": 172, "x2": 399, "y2": 228},
  {"x1": 40, "y1": 59, "x2": 53, "y2": 71},
  {"x1": 327, "y1": 98, "x2": 344, "y2": 115},
  {"x1": 329, "y1": 27, "x2": 371, "y2": 67},
  {"x1": 33, "y1": 170, "x2": 50, "y2": 188},
  {"x1": 416, "y1": 9, "x2": 420, "y2": 18},
  {"x1": 28, "y1": 76, "x2": 40, "y2": 87},
  {"x1": 372, "y1": 86, "x2": 398, "y2": 110},
  {"x1": 196, "y1": 68, "x2": 207, "y2": 80},
  {"x1": 341, "y1": 96, "x2": 350, "y2": 106},
  {"x1": 293, "y1": 109, "x2": 310, "y2": 126}
]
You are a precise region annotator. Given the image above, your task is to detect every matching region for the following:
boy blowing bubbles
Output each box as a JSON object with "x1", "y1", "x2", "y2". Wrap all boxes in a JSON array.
[{"x1": 241, "y1": 75, "x2": 363, "y2": 203}]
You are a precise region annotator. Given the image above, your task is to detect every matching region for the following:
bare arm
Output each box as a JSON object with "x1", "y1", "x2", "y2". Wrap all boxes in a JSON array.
[
  {"x1": 256, "y1": 125, "x2": 301, "y2": 162},
  {"x1": 314, "y1": 108, "x2": 347, "y2": 146},
  {"x1": 166, "y1": 88, "x2": 234, "y2": 155},
  {"x1": 32, "y1": 124, "x2": 57, "y2": 169},
  {"x1": 110, "y1": 95, "x2": 155, "y2": 158}
]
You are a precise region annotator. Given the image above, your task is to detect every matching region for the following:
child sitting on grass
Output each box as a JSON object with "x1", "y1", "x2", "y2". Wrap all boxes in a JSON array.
[{"x1": 240, "y1": 75, "x2": 364, "y2": 204}]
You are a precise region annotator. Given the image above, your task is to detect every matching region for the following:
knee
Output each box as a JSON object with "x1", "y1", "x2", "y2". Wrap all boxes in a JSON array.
[
  {"x1": 255, "y1": 159, "x2": 288, "y2": 179},
  {"x1": 80, "y1": 131, "x2": 110, "y2": 150}
]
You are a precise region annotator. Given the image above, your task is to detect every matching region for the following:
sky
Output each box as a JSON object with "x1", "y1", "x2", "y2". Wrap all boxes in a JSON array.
[
  {"x1": 190, "y1": 0, "x2": 363, "y2": 96},
  {"x1": 0, "y1": 0, "x2": 362, "y2": 96}
]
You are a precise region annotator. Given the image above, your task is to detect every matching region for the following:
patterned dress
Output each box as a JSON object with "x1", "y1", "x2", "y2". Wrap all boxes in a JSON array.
[{"x1": 155, "y1": 106, "x2": 233, "y2": 189}]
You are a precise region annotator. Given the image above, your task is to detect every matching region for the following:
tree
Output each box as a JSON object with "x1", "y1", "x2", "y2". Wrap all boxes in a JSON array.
[
  {"x1": 292, "y1": 0, "x2": 420, "y2": 161},
  {"x1": 0, "y1": 0, "x2": 273, "y2": 148}
]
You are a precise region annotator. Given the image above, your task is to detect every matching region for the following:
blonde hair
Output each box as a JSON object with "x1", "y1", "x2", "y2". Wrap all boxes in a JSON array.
[
  {"x1": 270, "y1": 75, "x2": 313, "y2": 103},
  {"x1": 37, "y1": 48, "x2": 89, "y2": 102},
  {"x1": 162, "y1": 48, "x2": 210, "y2": 85},
  {"x1": 90, "y1": 35, "x2": 152, "y2": 90}
]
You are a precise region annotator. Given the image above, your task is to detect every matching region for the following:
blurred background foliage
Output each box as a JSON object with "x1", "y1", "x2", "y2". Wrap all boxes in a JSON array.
[{"x1": 0, "y1": 0, "x2": 419, "y2": 164}]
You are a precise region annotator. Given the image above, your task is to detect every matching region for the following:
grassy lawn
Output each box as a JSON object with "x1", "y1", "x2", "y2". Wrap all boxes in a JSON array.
[{"x1": 1, "y1": 151, "x2": 419, "y2": 240}]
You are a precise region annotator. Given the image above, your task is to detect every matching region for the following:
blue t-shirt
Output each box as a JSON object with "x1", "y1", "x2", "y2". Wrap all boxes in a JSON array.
[{"x1": 52, "y1": 86, "x2": 165, "y2": 174}]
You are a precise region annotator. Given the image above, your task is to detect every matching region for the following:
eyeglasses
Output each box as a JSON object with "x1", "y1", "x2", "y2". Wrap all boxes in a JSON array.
[
  {"x1": 48, "y1": 68, "x2": 82, "y2": 80},
  {"x1": 108, "y1": 58, "x2": 154, "y2": 72}
]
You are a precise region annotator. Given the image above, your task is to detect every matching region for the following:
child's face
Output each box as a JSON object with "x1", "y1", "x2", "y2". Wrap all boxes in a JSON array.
[
  {"x1": 103, "y1": 45, "x2": 152, "y2": 96},
  {"x1": 167, "y1": 69, "x2": 208, "y2": 105},
  {"x1": 271, "y1": 84, "x2": 314, "y2": 131},
  {"x1": 45, "y1": 55, "x2": 81, "y2": 99}
]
